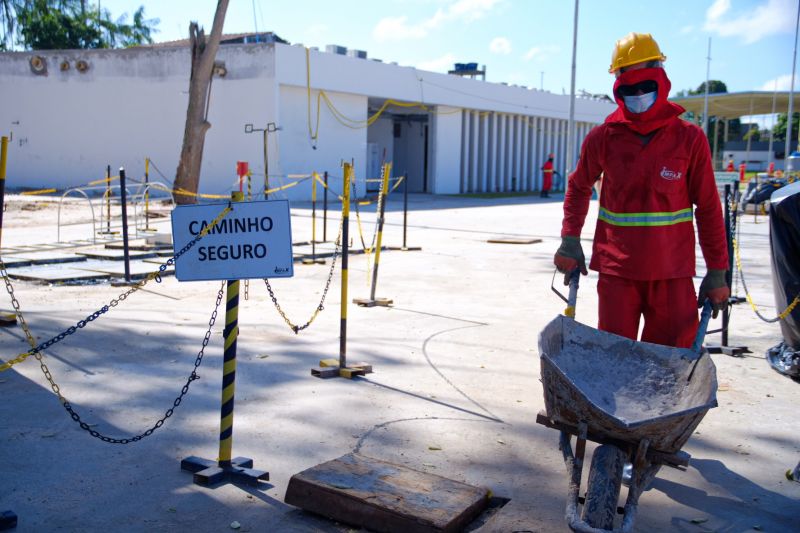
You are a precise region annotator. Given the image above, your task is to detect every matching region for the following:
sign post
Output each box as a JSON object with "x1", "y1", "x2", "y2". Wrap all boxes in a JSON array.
[{"x1": 176, "y1": 193, "x2": 293, "y2": 487}]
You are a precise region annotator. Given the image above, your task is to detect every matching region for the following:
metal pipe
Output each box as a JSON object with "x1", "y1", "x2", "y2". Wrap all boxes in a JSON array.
[
  {"x1": 369, "y1": 163, "x2": 392, "y2": 301},
  {"x1": 785, "y1": 0, "x2": 800, "y2": 161},
  {"x1": 402, "y1": 172, "x2": 409, "y2": 250},
  {"x1": 702, "y1": 38, "x2": 711, "y2": 136},
  {"x1": 106, "y1": 164, "x2": 111, "y2": 233},
  {"x1": 722, "y1": 184, "x2": 732, "y2": 347},
  {"x1": 0, "y1": 136, "x2": 7, "y2": 248},
  {"x1": 323, "y1": 171, "x2": 328, "y2": 242},
  {"x1": 144, "y1": 158, "x2": 151, "y2": 230},
  {"x1": 311, "y1": 171, "x2": 318, "y2": 260},
  {"x1": 119, "y1": 168, "x2": 131, "y2": 283},
  {"x1": 566, "y1": 0, "x2": 579, "y2": 175}
]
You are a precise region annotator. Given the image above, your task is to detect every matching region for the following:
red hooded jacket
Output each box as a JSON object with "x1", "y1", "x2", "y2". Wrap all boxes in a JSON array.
[{"x1": 561, "y1": 67, "x2": 728, "y2": 280}]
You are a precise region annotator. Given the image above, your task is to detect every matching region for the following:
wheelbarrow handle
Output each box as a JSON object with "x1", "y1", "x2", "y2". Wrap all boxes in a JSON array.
[
  {"x1": 550, "y1": 268, "x2": 580, "y2": 318},
  {"x1": 566, "y1": 270, "x2": 580, "y2": 318},
  {"x1": 691, "y1": 299, "x2": 713, "y2": 354}
]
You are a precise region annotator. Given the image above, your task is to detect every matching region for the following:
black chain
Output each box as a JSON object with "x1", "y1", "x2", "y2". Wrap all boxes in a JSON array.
[
  {"x1": 2, "y1": 205, "x2": 231, "y2": 369},
  {"x1": 264, "y1": 218, "x2": 343, "y2": 334},
  {"x1": 62, "y1": 283, "x2": 226, "y2": 444}
]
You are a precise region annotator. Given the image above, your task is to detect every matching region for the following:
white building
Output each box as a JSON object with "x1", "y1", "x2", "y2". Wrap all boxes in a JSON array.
[{"x1": 0, "y1": 38, "x2": 615, "y2": 200}]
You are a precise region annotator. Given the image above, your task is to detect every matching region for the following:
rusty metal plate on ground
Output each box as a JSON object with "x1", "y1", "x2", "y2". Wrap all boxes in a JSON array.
[
  {"x1": 285, "y1": 453, "x2": 489, "y2": 533},
  {"x1": 486, "y1": 237, "x2": 542, "y2": 244}
]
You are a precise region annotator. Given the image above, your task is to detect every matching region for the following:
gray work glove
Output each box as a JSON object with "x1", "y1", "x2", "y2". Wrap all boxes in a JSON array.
[
  {"x1": 553, "y1": 236, "x2": 588, "y2": 285},
  {"x1": 698, "y1": 269, "x2": 730, "y2": 319}
]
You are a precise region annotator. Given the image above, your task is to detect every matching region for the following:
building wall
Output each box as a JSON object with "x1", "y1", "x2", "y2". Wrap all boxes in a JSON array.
[
  {"x1": 276, "y1": 85, "x2": 367, "y2": 199},
  {"x1": 0, "y1": 41, "x2": 614, "y2": 200},
  {"x1": 0, "y1": 44, "x2": 277, "y2": 197},
  {"x1": 431, "y1": 107, "x2": 462, "y2": 194}
]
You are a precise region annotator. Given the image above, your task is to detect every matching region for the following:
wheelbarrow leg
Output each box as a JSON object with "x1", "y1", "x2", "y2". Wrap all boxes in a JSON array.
[{"x1": 559, "y1": 423, "x2": 591, "y2": 532}]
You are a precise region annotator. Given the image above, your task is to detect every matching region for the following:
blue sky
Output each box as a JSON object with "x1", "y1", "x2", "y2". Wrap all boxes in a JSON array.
[{"x1": 102, "y1": 0, "x2": 795, "y2": 108}]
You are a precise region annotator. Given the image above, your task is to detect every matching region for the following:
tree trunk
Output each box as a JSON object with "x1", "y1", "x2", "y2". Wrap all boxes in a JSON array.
[{"x1": 172, "y1": 0, "x2": 229, "y2": 205}]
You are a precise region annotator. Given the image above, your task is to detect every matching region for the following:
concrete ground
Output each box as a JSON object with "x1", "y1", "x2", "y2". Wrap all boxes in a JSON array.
[{"x1": 0, "y1": 191, "x2": 798, "y2": 532}]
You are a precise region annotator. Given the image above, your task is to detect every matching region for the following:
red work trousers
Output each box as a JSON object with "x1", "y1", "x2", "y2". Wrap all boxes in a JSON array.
[
  {"x1": 597, "y1": 273, "x2": 699, "y2": 348},
  {"x1": 542, "y1": 171, "x2": 553, "y2": 192}
]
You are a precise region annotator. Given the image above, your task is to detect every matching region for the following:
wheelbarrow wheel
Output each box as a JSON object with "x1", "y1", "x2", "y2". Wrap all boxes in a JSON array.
[{"x1": 582, "y1": 444, "x2": 626, "y2": 530}]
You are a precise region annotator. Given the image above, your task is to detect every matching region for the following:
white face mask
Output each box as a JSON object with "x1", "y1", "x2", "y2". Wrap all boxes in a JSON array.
[{"x1": 623, "y1": 91, "x2": 657, "y2": 113}]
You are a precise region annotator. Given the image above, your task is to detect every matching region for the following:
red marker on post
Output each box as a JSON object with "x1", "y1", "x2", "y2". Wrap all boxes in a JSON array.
[{"x1": 237, "y1": 161, "x2": 249, "y2": 193}]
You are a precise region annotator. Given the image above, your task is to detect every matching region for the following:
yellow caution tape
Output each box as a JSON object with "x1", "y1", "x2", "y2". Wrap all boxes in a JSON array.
[
  {"x1": 20, "y1": 188, "x2": 57, "y2": 196},
  {"x1": 734, "y1": 237, "x2": 799, "y2": 322},
  {"x1": 88, "y1": 175, "x2": 120, "y2": 186}
]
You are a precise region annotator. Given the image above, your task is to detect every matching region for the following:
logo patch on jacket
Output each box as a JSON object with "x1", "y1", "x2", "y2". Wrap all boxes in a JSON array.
[{"x1": 660, "y1": 166, "x2": 682, "y2": 181}]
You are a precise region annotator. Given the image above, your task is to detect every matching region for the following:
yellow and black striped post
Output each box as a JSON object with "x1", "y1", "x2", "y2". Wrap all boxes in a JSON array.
[
  {"x1": 339, "y1": 163, "x2": 352, "y2": 369},
  {"x1": 218, "y1": 279, "x2": 240, "y2": 468},
  {"x1": 312, "y1": 163, "x2": 372, "y2": 379},
  {"x1": 181, "y1": 191, "x2": 269, "y2": 486}
]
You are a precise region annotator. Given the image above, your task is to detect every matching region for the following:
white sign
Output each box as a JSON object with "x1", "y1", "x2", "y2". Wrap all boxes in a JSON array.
[{"x1": 171, "y1": 200, "x2": 294, "y2": 281}]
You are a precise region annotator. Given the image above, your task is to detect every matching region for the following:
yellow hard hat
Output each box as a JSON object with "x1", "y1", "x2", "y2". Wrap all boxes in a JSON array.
[{"x1": 609, "y1": 32, "x2": 666, "y2": 74}]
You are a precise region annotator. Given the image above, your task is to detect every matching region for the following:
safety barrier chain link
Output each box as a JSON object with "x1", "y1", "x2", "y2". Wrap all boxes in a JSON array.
[
  {"x1": 0, "y1": 204, "x2": 232, "y2": 373},
  {"x1": 264, "y1": 217, "x2": 344, "y2": 334},
  {"x1": 0, "y1": 207, "x2": 232, "y2": 443},
  {"x1": 65, "y1": 282, "x2": 225, "y2": 444},
  {"x1": 734, "y1": 237, "x2": 800, "y2": 323}
]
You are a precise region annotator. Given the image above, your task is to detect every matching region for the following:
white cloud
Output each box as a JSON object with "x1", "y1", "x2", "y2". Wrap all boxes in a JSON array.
[
  {"x1": 489, "y1": 37, "x2": 511, "y2": 55},
  {"x1": 523, "y1": 45, "x2": 560, "y2": 62},
  {"x1": 679, "y1": 25, "x2": 694, "y2": 34},
  {"x1": 416, "y1": 53, "x2": 458, "y2": 72},
  {"x1": 704, "y1": 0, "x2": 795, "y2": 44},
  {"x1": 706, "y1": 0, "x2": 731, "y2": 22},
  {"x1": 373, "y1": 0, "x2": 502, "y2": 42},
  {"x1": 760, "y1": 74, "x2": 797, "y2": 91}
]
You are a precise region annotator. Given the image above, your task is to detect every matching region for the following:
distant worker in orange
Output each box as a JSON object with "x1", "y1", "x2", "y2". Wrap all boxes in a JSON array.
[
  {"x1": 541, "y1": 153, "x2": 555, "y2": 198},
  {"x1": 726, "y1": 156, "x2": 735, "y2": 172}
]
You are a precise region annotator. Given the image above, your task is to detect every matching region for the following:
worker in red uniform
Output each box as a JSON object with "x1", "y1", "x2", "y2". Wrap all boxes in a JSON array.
[
  {"x1": 553, "y1": 32, "x2": 730, "y2": 348},
  {"x1": 541, "y1": 154, "x2": 555, "y2": 198},
  {"x1": 726, "y1": 156, "x2": 735, "y2": 172}
]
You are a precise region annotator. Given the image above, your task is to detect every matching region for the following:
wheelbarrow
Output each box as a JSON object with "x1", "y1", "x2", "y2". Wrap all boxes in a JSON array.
[{"x1": 536, "y1": 271, "x2": 717, "y2": 532}]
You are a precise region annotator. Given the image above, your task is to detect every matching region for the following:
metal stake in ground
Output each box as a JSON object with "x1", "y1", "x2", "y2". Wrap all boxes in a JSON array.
[
  {"x1": 302, "y1": 172, "x2": 325, "y2": 265},
  {"x1": 706, "y1": 182, "x2": 750, "y2": 357},
  {"x1": 354, "y1": 162, "x2": 393, "y2": 307},
  {"x1": 323, "y1": 171, "x2": 329, "y2": 242},
  {"x1": 181, "y1": 191, "x2": 269, "y2": 487},
  {"x1": 311, "y1": 163, "x2": 372, "y2": 379},
  {"x1": 106, "y1": 164, "x2": 112, "y2": 233},
  {"x1": 119, "y1": 168, "x2": 131, "y2": 283},
  {"x1": 143, "y1": 157, "x2": 155, "y2": 232},
  {"x1": 0, "y1": 135, "x2": 17, "y2": 326},
  {"x1": 389, "y1": 172, "x2": 421, "y2": 252}
]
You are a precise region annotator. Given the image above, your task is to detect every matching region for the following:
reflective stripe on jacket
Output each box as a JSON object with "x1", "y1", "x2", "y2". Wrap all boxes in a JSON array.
[{"x1": 561, "y1": 117, "x2": 728, "y2": 281}]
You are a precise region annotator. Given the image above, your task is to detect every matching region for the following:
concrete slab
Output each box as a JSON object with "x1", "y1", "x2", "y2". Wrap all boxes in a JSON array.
[
  {"x1": 5, "y1": 265, "x2": 110, "y2": 282},
  {"x1": 104, "y1": 239, "x2": 168, "y2": 252},
  {"x1": 0, "y1": 256, "x2": 33, "y2": 268},
  {"x1": 285, "y1": 453, "x2": 489, "y2": 532},
  {"x1": 76, "y1": 261, "x2": 174, "y2": 278},
  {"x1": 76, "y1": 249, "x2": 158, "y2": 261},
  {"x1": 486, "y1": 237, "x2": 543, "y2": 244},
  {"x1": 6, "y1": 251, "x2": 87, "y2": 265}
]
